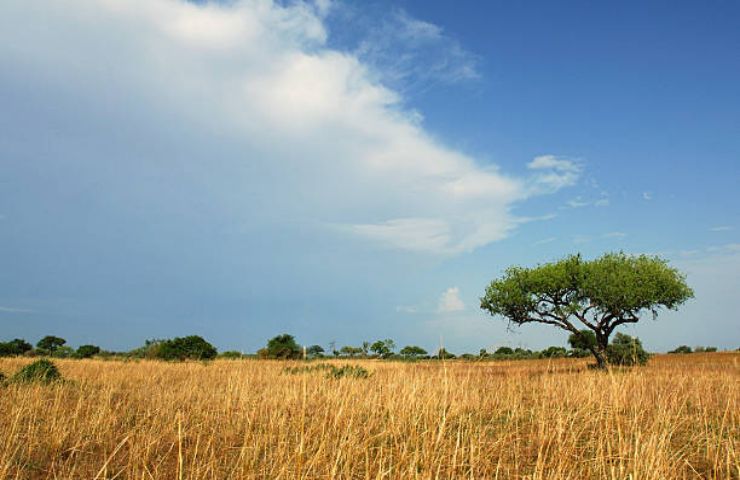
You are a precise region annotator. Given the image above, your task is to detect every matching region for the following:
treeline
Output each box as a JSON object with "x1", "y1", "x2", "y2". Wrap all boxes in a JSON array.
[{"x1": 0, "y1": 333, "x2": 724, "y2": 363}]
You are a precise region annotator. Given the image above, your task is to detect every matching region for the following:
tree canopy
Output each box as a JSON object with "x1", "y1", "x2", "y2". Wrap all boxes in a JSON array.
[
  {"x1": 265, "y1": 334, "x2": 302, "y2": 359},
  {"x1": 157, "y1": 335, "x2": 218, "y2": 361},
  {"x1": 480, "y1": 252, "x2": 693, "y2": 368}
]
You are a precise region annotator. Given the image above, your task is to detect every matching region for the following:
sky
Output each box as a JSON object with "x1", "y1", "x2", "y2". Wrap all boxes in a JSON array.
[{"x1": 1, "y1": 0, "x2": 738, "y2": 354}]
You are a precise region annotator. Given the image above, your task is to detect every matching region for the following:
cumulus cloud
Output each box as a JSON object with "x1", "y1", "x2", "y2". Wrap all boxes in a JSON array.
[
  {"x1": 438, "y1": 287, "x2": 465, "y2": 313},
  {"x1": 0, "y1": 0, "x2": 577, "y2": 257}
]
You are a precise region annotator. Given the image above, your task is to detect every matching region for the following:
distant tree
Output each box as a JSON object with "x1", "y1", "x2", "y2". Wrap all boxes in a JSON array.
[
  {"x1": 51, "y1": 346, "x2": 75, "y2": 358},
  {"x1": 540, "y1": 346, "x2": 568, "y2": 358},
  {"x1": 339, "y1": 345, "x2": 363, "y2": 358},
  {"x1": 479, "y1": 348, "x2": 489, "y2": 358},
  {"x1": 306, "y1": 345, "x2": 325, "y2": 358},
  {"x1": 668, "y1": 345, "x2": 693, "y2": 354},
  {"x1": 568, "y1": 329, "x2": 597, "y2": 350},
  {"x1": 399, "y1": 345, "x2": 428, "y2": 359},
  {"x1": 75, "y1": 344, "x2": 101, "y2": 359},
  {"x1": 494, "y1": 346, "x2": 514, "y2": 355},
  {"x1": 218, "y1": 350, "x2": 243, "y2": 359},
  {"x1": 0, "y1": 338, "x2": 32, "y2": 356},
  {"x1": 361, "y1": 341, "x2": 370, "y2": 357},
  {"x1": 693, "y1": 346, "x2": 718, "y2": 353},
  {"x1": 606, "y1": 333, "x2": 649, "y2": 366},
  {"x1": 157, "y1": 336, "x2": 218, "y2": 361},
  {"x1": 435, "y1": 348, "x2": 456, "y2": 360},
  {"x1": 481, "y1": 252, "x2": 693, "y2": 368},
  {"x1": 370, "y1": 339, "x2": 395, "y2": 358},
  {"x1": 36, "y1": 335, "x2": 66, "y2": 354},
  {"x1": 265, "y1": 334, "x2": 301, "y2": 359}
]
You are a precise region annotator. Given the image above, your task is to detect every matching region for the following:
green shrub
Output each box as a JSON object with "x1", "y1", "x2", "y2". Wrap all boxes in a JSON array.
[
  {"x1": 75, "y1": 344, "x2": 101, "y2": 359},
  {"x1": 0, "y1": 338, "x2": 33, "y2": 357},
  {"x1": 156, "y1": 336, "x2": 218, "y2": 361},
  {"x1": 12, "y1": 359, "x2": 62, "y2": 384},
  {"x1": 668, "y1": 345, "x2": 692, "y2": 354},
  {"x1": 218, "y1": 350, "x2": 244, "y2": 359},
  {"x1": 606, "y1": 333, "x2": 650, "y2": 366},
  {"x1": 265, "y1": 334, "x2": 302, "y2": 359},
  {"x1": 327, "y1": 364, "x2": 369, "y2": 379}
]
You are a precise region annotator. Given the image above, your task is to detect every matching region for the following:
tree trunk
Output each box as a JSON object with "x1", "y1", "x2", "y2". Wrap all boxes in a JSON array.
[{"x1": 590, "y1": 334, "x2": 609, "y2": 369}]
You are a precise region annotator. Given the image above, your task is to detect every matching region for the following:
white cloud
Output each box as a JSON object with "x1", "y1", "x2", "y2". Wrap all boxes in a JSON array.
[
  {"x1": 438, "y1": 287, "x2": 465, "y2": 313},
  {"x1": 603, "y1": 231, "x2": 627, "y2": 238},
  {"x1": 353, "y1": 9, "x2": 480, "y2": 92},
  {"x1": 527, "y1": 155, "x2": 581, "y2": 194},
  {"x1": 395, "y1": 305, "x2": 418, "y2": 314},
  {"x1": 565, "y1": 197, "x2": 590, "y2": 208},
  {"x1": 643, "y1": 192, "x2": 653, "y2": 201},
  {"x1": 709, "y1": 226, "x2": 733, "y2": 232},
  {"x1": 0, "y1": 0, "x2": 578, "y2": 256},
  {"x1": 533, "y1": 237, "x2": 557, "y2": 246}
]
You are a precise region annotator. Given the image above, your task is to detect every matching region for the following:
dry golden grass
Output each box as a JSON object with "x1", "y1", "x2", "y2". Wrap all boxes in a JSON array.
[{"x1": 0, "y1": 353, "x2": 737, "y2": 479}]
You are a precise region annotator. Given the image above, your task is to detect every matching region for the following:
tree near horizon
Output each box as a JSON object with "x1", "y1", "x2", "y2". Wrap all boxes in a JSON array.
[
  {"x1": 36, "y1": 335, "x2": 66, "y2": 354},
  {"x1": 480, "y1": 252, "x2": 693, "y2": 369},
  {"x1": 265, "y1": 334, "x2": 302, "y2": 359}
]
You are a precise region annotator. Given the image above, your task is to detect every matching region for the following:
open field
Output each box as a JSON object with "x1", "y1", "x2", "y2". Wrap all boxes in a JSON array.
[{"x1": 0, "y1": 353, "x2": 737, "y2": 479}]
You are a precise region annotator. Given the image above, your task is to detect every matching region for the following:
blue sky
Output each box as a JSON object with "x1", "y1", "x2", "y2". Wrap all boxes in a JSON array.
[{"x1": 1, "y1": 0, "x2": 738, "y2": 353}]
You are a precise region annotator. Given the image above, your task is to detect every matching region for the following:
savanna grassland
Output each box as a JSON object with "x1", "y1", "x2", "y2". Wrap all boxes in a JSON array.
[{"x1": 0, "y1": 353, "x2": 737, "y2": 479}]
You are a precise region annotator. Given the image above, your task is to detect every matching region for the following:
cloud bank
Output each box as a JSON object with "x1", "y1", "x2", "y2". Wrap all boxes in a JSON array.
[{"x1": 0, "y1": 0, "x2": 576, "y2": 257}]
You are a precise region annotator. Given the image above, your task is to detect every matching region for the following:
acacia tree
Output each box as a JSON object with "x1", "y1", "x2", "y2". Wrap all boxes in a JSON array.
[{"x1": 480, "y1": 252, "x2": 693, "y2": 369}]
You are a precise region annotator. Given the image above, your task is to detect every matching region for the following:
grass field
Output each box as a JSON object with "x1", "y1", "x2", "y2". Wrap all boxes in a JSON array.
[{"x1": 0, "y1": 353, "x2": 737, "y2": 479}]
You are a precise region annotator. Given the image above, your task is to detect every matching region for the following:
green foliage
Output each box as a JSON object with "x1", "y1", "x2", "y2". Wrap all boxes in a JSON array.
[
  {"x1": 266, "y1": 334, "x2": 301, "y2": 359},
  {"x1": 306, "y1": 345, "x2": 325, "y2": 358},
  {"x1": 326, "y1": 364, "x2": 369, "y2": 379},
  {"x1": 36, "y1": 335, "x2": 66, "y2": 354},
  {"x1": 0, "y1": 338, "x2": 33, "y2": 357},
  {"x1": 156, "y1": 335, "x2": 218, "y2": 361},
  {"x1": 435, "y1": 348, "x2": 456, "y2": 359},
  {"x1": 568, "y1": 330, "x2": 597, "y2": 351},
  {"x1": 218, "y1": 350, "x2": 244, "y2": 359},
  {"x1": 494, "y1": 346, "x2": 514, "y2": 355},
  {"x1": 481, "y1": 252, "x2": 692, "y2": 368},
  {"x1": 51, "y1": 346, "x2": 75, "y2": 358},
  {"x1": 12, "y1": 359, "x2": 62, "y2": 384},
  {"x1": 129, "y1": 339, "x2": 165, "y2": 359},
  {"x1": 339, "y1": 345, "x2": 364, "y2": 357},
  {"x1": 540, "y1": 346, "x2": 568, "y2": 358},
  {"x1": 668, "y1": 345, "x2": 693, "y2": 354},
  {"x1": 606, "y1": 333, "x2": 650, "y2": 366},
  {"x1": 399, "y1": 345, "x2": 428, "y2": 358},
  {"x1": 370, "y1": 339, "x2": 395, "y2": 358},
  {"x1": 283, "y1": 363, "x2": 369, "y2": 379},
  {"x1": 75, "y1": 344, "x2": 101, "y2": 359}
]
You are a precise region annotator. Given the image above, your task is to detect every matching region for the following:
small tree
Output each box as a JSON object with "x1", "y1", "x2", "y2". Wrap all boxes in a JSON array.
[
  {"x1": 370, "y1": 339, "x2": 395, "y2": 358},
  {"x1": 494, "y1": 346, "x2": 514, "y2": 355},
  {"x1": 0, "y1": 338, "x2": 32, "y2": 356},
  {"x1": 265, "y1": 334, "x2": 301, "y2": 359},
  {"x1": 36, "y1": 335, "x2": 66, "y2": 354},
  {"x1": 399, "y1": 345, "x2": 428, "y2": 359},
  {"x1": 668, "y1": 345, "x2": 693, "y2": 354},
  {"x1": 75, "y1": 345, "x2": 101, "y2": 359},
  {"x1": 480, "y1": 252, "x2": 693, "y2": 368},
  {"x1": 306, "y1": 345, "x2": 325, "y2": 358},
  {"x1": 340, "y1": 345, "x2": 363, "y2": 358},
  {"x1": 540, "y1": 346, "x2": 568, "y2": 358},
  {"x1": 157, "y1": 336, "x2": 218, "y2": 361},
  {"x1": 435, "y1": 348, "x2": 456, "y2": 360},
  {"x1": 606, "y1": 333, "x2": 649, "y2": 366}
]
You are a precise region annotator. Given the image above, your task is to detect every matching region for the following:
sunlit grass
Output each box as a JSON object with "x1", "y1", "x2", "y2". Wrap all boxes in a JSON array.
[{"x1": 0, "y1": 353, "x2": 737, "y2": 479}]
